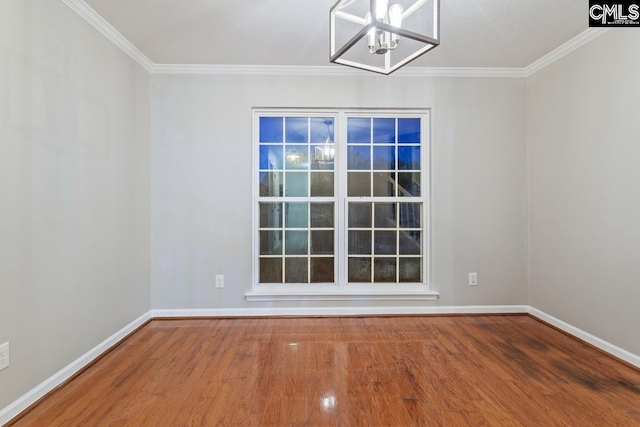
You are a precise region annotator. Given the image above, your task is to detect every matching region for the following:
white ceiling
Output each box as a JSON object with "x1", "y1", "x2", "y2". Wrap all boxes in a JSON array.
[{"x1": 83, "y1": 0, "x2": 588, "y2": 68}]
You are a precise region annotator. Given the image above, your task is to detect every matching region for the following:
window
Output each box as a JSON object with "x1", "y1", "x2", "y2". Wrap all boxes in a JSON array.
[{"x1": 249, "y1": 110, "x2": 437, "y2": 301}]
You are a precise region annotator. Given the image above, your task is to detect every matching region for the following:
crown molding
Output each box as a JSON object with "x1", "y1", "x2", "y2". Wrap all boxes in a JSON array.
[
  {"x1": 524, "y1": 28, "x2": 611, "y2": 77},
  {"x1": 61, "y1": 0, "x2": 154, "y2": 73},
  {"x1": 62, "y1": 0, "x2": 610, "y2": 79},
  {"x1": 152, "y1": 63, "x2": 527, "y2": 78}
]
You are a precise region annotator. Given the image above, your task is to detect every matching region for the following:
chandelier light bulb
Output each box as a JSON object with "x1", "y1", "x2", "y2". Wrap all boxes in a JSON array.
[
  {"x1": 388, "y1": 4, "x2": 404, "y2": 44},
  {"x1": 365, "y1": 12, "x2": 376, "y2": 50},
  {"x1": 388, "y1": 4, "x2": 404, "y2": 27},
  {"x1": 374, "y1": 0, "x2": 389, "y2": 21}
]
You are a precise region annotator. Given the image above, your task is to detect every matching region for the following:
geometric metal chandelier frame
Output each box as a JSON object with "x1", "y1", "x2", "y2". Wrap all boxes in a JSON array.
[{"x1": 330, "y1": 0, "x2": 440, "y2": 75}]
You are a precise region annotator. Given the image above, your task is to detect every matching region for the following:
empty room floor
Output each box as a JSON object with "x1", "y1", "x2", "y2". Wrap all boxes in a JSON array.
[{"x1": 10, "y1": 316, "x2": 640, "y2": 426}]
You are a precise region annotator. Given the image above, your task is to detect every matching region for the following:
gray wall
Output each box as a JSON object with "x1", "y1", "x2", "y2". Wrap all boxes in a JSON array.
[
  {"x1": 0, "y1": 0, "x2": 151, "y2": 409},
  {"x1": 150, "y1": 75, "x2": 529, "y2": 309},
  {"x1": 527, "y1": 30, "x2": 640, "y2": 355},
  {"x1": 5, "y1": 0, "x2": 637, "y2": 415}
]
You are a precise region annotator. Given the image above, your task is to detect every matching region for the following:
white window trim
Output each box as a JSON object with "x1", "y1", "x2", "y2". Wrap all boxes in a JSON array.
[{"x1": 246, "y1": 108, "x2": 439, "y2": 302}]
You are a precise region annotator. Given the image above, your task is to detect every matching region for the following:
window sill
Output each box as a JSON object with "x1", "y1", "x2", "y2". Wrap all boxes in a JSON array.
[{"x1": 245, "y1": 288, "x2": 440, "y2": 302}]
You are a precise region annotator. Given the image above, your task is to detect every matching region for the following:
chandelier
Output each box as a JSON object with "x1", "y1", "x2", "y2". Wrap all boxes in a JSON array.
[
  {"x1": 314, "y1": 120, "x2": 335, "y2": 164},
  {"x1": 330, "y1": 0, "x2": 440, "y2": 75}
]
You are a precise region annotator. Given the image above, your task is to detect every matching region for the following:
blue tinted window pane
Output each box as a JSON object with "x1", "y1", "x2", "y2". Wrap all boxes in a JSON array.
[
  {"x1": 260, "y1": 117, "x2": 283, "y2": 142},
  {"x1": 398, "y1": 118, "x2": 421, "y2": 143},
  {"x1": 373, "y1": 118, "x2": 395, "y2": 143},
  {"x1": 310, "y1": 118, "x2": 334, "y2": 143},
  {"x1": 398, "y1": 146, "x2": 421, "y2": 170},
  {"x1": 285, "y1": 117, "x2": 308, "y2": 143},
  {"x1": 347, "y1": 146, "x2": 371, "y2": 170},
  {"x1": 285, "y1": 145, "x2": 309, "y2": 170},
  {"x1": 286, "y1": 203, "x2": 308, "y2": 228},
  {"x1": 311, "y1": 146, "x2": 335, "y2": 170},
  {"x1": 348, "y1": 118, "x2": 371, "y2": 143},
  {"x1": 285, "y1": 172, "x2": 308, "y2": 197},
  {"x1": 373, "y1": 146, "x2": 396, "y2": 170},
  {"x1": 259, "y1": 145, "x2": 283, "y2": 170}
]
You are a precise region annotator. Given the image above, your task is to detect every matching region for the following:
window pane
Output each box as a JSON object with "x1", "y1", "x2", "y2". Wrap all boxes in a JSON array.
[
  {"x1": 399, "y1": 258, "x2": 422, "y2": 282},
  {"x1": 311, "y1": 257, "x2": 334, "y2": 283},
  {"x1": 373, "y1": 146, "x2": 395, "y2": 170},
  {"x1": 399, "y1": 203, "x2": 421, "y2": 228},
  {"x1": 347, "y1": 172, "x2": 371, "y2": 197},
  {"x1": 400, "y1": 231, "x2": 421, "y2": 255},
  {"x1": 258, "y1": 112, "x2": 425, "y2": 288},
  {"x1": 374, "y1": 258, "x2": 396, "y2": 282},
  {"x1": 348, "y1": 118, "x2": 371, "y2": 143},
  {"x1": 310, "y1": 172, "x2": 334, "y2": 197},
  {"x1": 285, "y1": 117, "x2": 308, "y2": 143},
  {"x1": 398, "y1": 118, "x2": 420, "y2": 143},
  {"x1": 285, "y1": 172, "x2": 308, "y2": 197},
  {"x1": 259, "y1": 172, "x2": 283, "y2": 197},
  {"x1": 260, "y1": 231, "x2": 282, "y2": 255},
  {"x1": 310, "y1": 230, "x2": 334, "y2": 255},
  {"x1": 347, "y1": 146, "x2": 371, "y2": 170},
  {"x1": 260, "y1": 203, "x2": 282, "y2": 228},
  {"x1": 373, "y1": 118, "x2": 395, "y2": 143},
  {"x1": 311, "y1": 145, "x2": 335, "y2": 170},
  {"x1": 285, "y1": 145, "x2": 308, "y2": 170},
  {"x1": 374, "y1": 203, "x2": 396, "y2": 228},
  {"x1": 285, "y1": 203, "x2": 308, "y2": 228},
  {"x1": 310, "y1": 118, "x2": 334, "y2": 143},
  {"x1": 373, "y1": 172, "x2": 395, "y2": 197},
  {"x1": 260, "y1": 258, "x2": 282, "y2": 283},
  {"x1": 348, "y1": 203, "x2": 372, "y2": 228},
  {"x1": 285, "y1": 257, "x2": 308, "y2": 283},
  {"x1": 348, "y1": 230, "x2": 372, "y2": 255},
  {"x1": 310, "y1": 203, "x2": 334, "y2": 228},
  {"x1": 285, "y1": 231, "x2": 308, "y2": 255},
  {"x1": 398, "y1": 172, "x2": 420, "y2": 197},
  {"x1": 398, "y1": 146, "x2": 421, "y2": 170},
  {"x1": 348, "y1": 257, "x2": 371, "y2": 282},
  {"x1": 259, "y1": 145, "x2": 283, "y2": 170},
  {"x1": 374, "y1": 231, "x2": 396, "y2": 255},
  {"x1": 260, "y1": 117, "x2": 283, "y2": 142}
]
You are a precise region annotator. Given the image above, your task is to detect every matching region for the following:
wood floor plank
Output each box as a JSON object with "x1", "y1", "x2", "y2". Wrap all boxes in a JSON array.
[{"x1": 9, "y1": 315, "x2": 640, "y2": 427}]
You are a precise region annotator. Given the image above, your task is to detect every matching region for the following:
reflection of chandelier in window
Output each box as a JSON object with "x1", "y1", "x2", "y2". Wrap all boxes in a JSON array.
[{"x1": 314, "y1": 120, "x2": 335, "y2": 164}]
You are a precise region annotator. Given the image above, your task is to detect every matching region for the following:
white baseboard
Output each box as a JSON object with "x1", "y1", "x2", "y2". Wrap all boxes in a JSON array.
[
  {"x1": 4, "y1": 305, "x2": 639, "y2": 425},
  {"x1": 528, "y1": 307, "x2": 640, "y2": 369},
  {"x1": 150, "y1": 305, "x2": 529, "y2": 318},
  {"x1": 0, "y1": 312, "x2": 151, "y2": 426}
]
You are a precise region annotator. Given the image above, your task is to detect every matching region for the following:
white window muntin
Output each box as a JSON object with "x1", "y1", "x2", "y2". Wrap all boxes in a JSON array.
[{"x1": 251, "y1": 109, "x2": 431, "y2": 297}]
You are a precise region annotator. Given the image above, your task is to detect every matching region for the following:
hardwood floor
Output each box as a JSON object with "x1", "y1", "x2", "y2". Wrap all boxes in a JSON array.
[{"x1": 10, "y1": 316, "x2": 640, "y2": 426}]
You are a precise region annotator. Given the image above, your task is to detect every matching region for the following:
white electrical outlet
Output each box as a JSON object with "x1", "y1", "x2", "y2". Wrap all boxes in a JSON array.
[
  {"x1": 215, "y1": 275, "x2": 224, "y2": 288},
  {"x1": 0, "y1": 342, "x2": 9, "y2": 371},
  {"x1": 469, "y1": 272, "x2": 478, "y2": 286}
]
